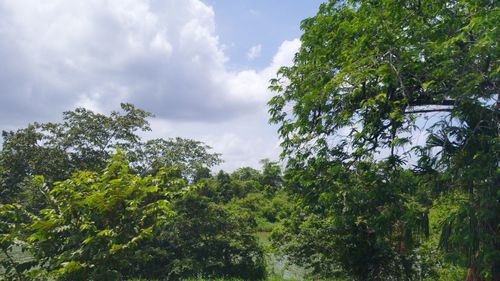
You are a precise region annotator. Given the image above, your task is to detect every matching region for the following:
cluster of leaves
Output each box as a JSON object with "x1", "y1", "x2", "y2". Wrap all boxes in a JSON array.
[
  {"x1": 0, "y1": 103, "x2": 221, "y2": 205},
  {"x1": 0, "y1": 106, "x2": 278, "y2": 281},
  {"x1": 269, "y1": 0, "x2": 498, "y2": 280},
  {"x1": 26, "y1": 152, "x2": 176, "y2": 280},
  {"x1": 272, "y1": 160, "x2": 429, "y2": 281},
  {"x1": 195, "y1": 162, "x2": 291, "y2": 232},
  {"x1": 139, "y1": 189, "x2": 266, "y2": 280},
  {"x1": 0, "y1": 151, "x2": 269, "y2": 281}
]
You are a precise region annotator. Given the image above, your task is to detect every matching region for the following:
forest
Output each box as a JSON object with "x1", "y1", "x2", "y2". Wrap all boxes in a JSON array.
[{"x1": 0, "y1": 0, "x2": 498, "y2": 281}]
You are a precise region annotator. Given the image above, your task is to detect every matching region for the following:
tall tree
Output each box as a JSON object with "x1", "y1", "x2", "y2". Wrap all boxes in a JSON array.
[
  {"x1": 273, "y1": 159, "x2": 428, "y2": 280},
  {"x1": 132, "y1": 137, "x2": 221, "y2": 182},
  {"x1": 0, "y1": 103, "x2": 151, "y2": 202},
  {"x1": 269, "y1": 0, "x2": 498, "y2": 280},
  {"x1": 0, "y1": 104, "x2": 221, "y2": 204}
]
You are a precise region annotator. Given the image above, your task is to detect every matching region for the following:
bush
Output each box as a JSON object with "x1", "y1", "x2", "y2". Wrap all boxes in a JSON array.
[
  {"x1": 26, "y1": 152, "x2": 176, "y2": 280},
  {"x1": 138, "y1": 187, "x2": 266, "y2": 280},
  {"x1": 2, "y1": 152, "x2": 266, "y2": 280}
]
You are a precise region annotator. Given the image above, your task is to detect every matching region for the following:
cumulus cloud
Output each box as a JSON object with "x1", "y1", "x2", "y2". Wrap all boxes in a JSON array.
[
  {"x1": 246, "y1": 44, "x2": 262, "y2": 61},
  {"x1": 0, "y1": 0, "x2": 239, "y2": 123},
  {"x1": 143, "y1": 38, "x2": 301, "y2": 170},
  {"x1": 0, "y1": 0, "x2": 300, "y2": 170}
]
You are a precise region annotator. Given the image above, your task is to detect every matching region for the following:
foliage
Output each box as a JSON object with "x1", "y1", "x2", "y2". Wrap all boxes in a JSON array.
[
  {"x1": 138, "y1": 188, "x2": 266, "y2": 280},
  {"x1": 269, "y1": 0, "x2": 498, "y2": 160},
  {"x1": 133, "y1": 137, "x2": 222, "y2": 182},
  {"x1": 194, "y1": 162, "x2": 290, "y2": 234},
  {"x1": 272, "y1": 161, "x2": 428, "y2": 280},
  {"x1": 24, "y1": 151, "x2": 176, "y2": 280},
  {"x1": 0, "y1": 103, "x2": 151, "y2": 203},
  {"x1": 0, "y1": 151, "x2": 270, "y2": 281},
  {"x1": 0, "y1": 203, "x2": 39, "y2": 281},
  {"x1": 228, "y1": 191, "x2": 292, "y2": 232},
  {"x1": 411, "y1": 190, "x2": 468, "y2": 280},
  {"x1": 260, "y1": 160, "x2": 284, "y2": 195},
  {"x1": 0, "y1": 104, "x2": 220, "y2": 206},
  {"x1": 269, "y1": 0, "x2": 498, "y2": 279},
  {"x1": 419, "y1": 102, "x2": 499, "y2": 280}
]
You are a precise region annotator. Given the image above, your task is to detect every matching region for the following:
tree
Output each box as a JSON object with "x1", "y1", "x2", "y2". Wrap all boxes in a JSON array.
[
  {"x1": 0, "y1": 104, "x2": 221, "y2": 204},
  {"x1": 141, "y1": 188, "x2": 266, "y2": 280},
  {"x1": 133, "y1": 137, "x2": 221, "y2": 182},
  {"x1": 1, "y1": 151, "x2": 266, "y2": 281},
  {"x1": 24, "y1": 151, "x2": 175, "y2": 280},
  {"x1": 260, "y1": 159, "x2": 283, "y2": 194},
  {"x1": 0, "y1": 103, "x2": 152, "y2": 203},
  {"x1": 0, "y1": 124, "x2": 70, "y2": 203},
  {"x1": 269, "y1": 0, "x2": 498, "y2": 280},
  {"x1": 273, "y1": 160, "x2": 428, "y2": 280}
]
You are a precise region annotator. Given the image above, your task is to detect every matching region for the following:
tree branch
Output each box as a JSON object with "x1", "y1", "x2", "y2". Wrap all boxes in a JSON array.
[{"x1": 405, "y1": 108, "x2": 453, "y2": 114}]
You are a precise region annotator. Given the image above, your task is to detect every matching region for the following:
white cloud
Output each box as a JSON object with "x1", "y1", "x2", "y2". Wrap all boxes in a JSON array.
[
  {"x1": 0, "y1": 0, "x2": 300, "y2": 171},
  {"x1": 144, "y1": 39, "x2": 301, "y2": 171},
  {"x1": 246, "y1": 44, "x2": 262, "y2": 61},
  {"x1": 226, "y1": 39, "x2": 300, "y2": 104}
]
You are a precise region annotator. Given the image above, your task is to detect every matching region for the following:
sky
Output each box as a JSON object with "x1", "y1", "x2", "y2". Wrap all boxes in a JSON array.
[{"x1": 0, "y1": 0, "x2": 325, "y2": 171}]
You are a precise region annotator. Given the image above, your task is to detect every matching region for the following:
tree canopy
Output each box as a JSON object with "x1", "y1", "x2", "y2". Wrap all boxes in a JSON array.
[
  {"x1": 0, "y1": 1, "x2": 498, "y2": 280},
  {"x1": 270, "y1": 0, "x2": 498, "y2": 161},
  {"x1": 269, "y1": 0, "x2": 498, "y2": 280},
  {"x1": 0, "y1": 103, "x2": 221, "y2": 204},
  {"x1": 0, "y1": 151, "x2": 269, "y2": 281}
]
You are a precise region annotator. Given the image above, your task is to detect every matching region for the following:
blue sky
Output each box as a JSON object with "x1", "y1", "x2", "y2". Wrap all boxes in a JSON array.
[
  {"x1": 0, "y1": 0, "x2": 325, "y2": 171},
  {"x1": 206, "y1": 1, "x2": 324, "y2": 69}
]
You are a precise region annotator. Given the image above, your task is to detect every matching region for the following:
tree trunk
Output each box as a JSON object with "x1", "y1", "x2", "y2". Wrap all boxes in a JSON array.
[{"x1": 466, "y1": 267, "x2": 484, "y2": 281}]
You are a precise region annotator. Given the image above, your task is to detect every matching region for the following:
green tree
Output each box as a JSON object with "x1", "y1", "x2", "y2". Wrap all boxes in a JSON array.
[
  {"x1": 0, "y1": 124, "x2": 70, "y2": 203},
  {"x1": 133, "y1": 137, "x2": 221, "y2": 182},
  {"x1": 1, "y1": 104, "x2": 221, "y2": 204},
  {"x1": 260, "y1": 159, "x2": 283, "y2": 194},
  {"x1": 140, "y1": 188, "x2": 266, "y2": 280},
  {"x1": 0, "y1": 103, "x2": 151, "y2": 203},
  {"x1": 0, "y1": 203, "x2": 37, "y2": 281},
  {"x1": 269, "y1": 0, "x2": 498, "y2": 280},
  {"x1": 25, "y1": 151, "x2": 176, "y2": 280},
  {"x1": 1, "y1": 151, "x2": 266, "y2": 280},
  {"x1": 421, "y1": 103, "x2": 499, "y2": 280},
  {"x1": 198, "y1": 170, "x2": 259, "y2": 203},
  {"x1": 272, "y1": 161, "x2": 428, "y2": 280}
]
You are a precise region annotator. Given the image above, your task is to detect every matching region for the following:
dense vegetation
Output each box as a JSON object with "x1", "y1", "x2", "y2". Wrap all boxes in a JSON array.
[
  {"x1": 268, "y1": 0, "x2": 498, "y2": 280},
  {"x1": 1, "y1": 0, "x2": 498, "y2": 280},
  {"x1": 0, "y1": 104, "x2": 286, "y2": 280}
]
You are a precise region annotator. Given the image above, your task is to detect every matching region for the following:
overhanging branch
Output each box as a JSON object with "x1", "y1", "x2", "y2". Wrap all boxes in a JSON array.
[
  {"x1": 405, "y1": 100, "x2": 455, "y2": 114},
  {"x1": 405, "y1": 108, "x2": 453, "y2": 114}
]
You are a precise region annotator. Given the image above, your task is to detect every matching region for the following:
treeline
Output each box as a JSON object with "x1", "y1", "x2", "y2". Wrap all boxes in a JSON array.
[
  {"x1": 1, "y1": 0, "x2": 499, "y2": 280},
  {"x1": 0, "y1": 104, "x2": 292, "y2": 280},
  {"x1": 0, "y1": 101, "x2": 495, "y2": 281}
]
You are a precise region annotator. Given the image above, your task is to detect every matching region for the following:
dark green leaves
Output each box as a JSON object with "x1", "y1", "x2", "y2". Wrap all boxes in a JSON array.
[{"x1": 269, "y1": 0, "x2": 498, "y2": 279}]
